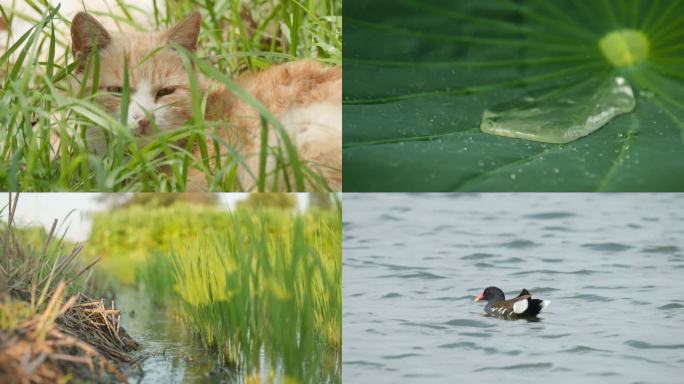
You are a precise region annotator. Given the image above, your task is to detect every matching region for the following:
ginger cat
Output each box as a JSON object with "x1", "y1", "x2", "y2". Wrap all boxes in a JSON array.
[{"x1": 70, "y1": 12, "x2": 341, "y2": 191}]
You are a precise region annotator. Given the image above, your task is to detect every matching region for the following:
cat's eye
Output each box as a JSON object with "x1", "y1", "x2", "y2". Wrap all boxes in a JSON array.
[
  {"x1": 156, "y1": 87, "x2": 176, "y2": 99},
  {"x1": 106, "y1": 86, "x2": 124, "y2": 95}
]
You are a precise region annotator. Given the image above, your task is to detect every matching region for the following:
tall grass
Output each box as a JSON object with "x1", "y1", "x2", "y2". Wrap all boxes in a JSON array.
[
  {"x1": 169, "y1": 213, "x2": 340, "y2": 382},
  {"x1": 0, "y1": 193, "x2": 96, "y2": 299},
  {"x1": 0, "y1": 1, "x2": 341, "y2": 191},
  {"x1": 89, "y1": 201, "x2": 341, "y2": 382}
]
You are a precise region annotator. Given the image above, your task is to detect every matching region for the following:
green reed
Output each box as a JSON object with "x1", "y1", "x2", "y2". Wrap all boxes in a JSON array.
[{"x1": 168, "y1": 213, "x2": 340, "y2": 382}]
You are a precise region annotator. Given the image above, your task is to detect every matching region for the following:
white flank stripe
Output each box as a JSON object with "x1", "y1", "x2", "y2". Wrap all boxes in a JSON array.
[
  {"x1": 513, "y1": 300, "x2": 528, "y2": 314},
  {"x1": 541, "y1": 300, "x2": 551, "y2": 309}
]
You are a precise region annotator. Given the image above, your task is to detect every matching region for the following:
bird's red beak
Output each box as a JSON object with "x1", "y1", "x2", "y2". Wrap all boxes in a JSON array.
[{"x1": 474, "y1": 292, "x2": 484, "y2": 302}]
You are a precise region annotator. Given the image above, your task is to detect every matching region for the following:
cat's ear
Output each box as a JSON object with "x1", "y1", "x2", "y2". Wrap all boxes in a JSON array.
[
  {"x1": 71, "y1": 12, "x2": 111, "y2": 63},
  {"x1": 167, "y1": 12, "x2": 201, "y2": 52}
]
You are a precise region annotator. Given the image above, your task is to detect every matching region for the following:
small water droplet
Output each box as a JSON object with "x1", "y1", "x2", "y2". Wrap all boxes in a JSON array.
[{"x1": 639, "y1": 89, "x2": 655, "y2": 99}]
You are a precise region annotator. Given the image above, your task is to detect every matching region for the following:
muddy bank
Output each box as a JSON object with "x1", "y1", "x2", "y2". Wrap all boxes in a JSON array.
[{"x1": 0, "y1": 282, "x2": 139, "y2": 382}]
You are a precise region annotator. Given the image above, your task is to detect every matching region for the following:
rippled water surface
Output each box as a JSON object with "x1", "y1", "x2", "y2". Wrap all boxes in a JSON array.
[{"x1": 343, "y1": 194, "x2": 684, "y2": 383}]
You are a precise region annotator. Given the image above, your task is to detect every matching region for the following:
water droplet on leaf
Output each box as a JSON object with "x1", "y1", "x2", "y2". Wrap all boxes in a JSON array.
[{"x1": 480, "y1": 76, "x2": 635, "y2": 143}]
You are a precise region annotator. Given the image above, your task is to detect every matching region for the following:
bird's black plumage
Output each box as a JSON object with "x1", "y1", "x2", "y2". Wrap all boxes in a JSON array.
[{"x1": 474, "y1": 286, "x2": 549, "y2": 319}]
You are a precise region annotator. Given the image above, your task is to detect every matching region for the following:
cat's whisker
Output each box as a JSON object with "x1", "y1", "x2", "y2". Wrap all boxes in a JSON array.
[{"x1": 153, "y1": 102, "x2": 179, "y2": 111}]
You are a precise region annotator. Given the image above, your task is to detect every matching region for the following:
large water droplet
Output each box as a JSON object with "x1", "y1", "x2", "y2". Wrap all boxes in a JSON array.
[{"x1": 480, "y1": 76, "x2": 635, "y2": 144}]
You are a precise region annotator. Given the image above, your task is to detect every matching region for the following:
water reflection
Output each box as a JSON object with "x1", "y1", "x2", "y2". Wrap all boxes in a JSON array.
[{"x1": 117, "y1": 289, "x2": 234, "y2": 384}]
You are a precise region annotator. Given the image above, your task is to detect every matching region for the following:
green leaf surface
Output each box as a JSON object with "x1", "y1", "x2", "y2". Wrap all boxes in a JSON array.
[{"x1": 343, "y1": 0, "x2": 684, "y2": 191}]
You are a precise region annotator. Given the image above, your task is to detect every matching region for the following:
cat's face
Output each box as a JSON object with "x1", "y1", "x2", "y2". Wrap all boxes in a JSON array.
[{"x1": 71, "y1": 12, "x2": 201, "y2": 136}]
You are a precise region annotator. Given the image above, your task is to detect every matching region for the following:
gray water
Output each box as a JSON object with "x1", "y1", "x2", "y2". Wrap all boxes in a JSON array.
[{"x1": 343, "y1": 194, "x2": 684, "y2": 383}]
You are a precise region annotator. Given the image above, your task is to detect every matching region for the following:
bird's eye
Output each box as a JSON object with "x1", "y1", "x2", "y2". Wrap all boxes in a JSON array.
[
  {"x1": 106, "y1": 86, "x2": 124, "y2": 95},
  {"x1": 156, "y1": 87, "x2": 176, "y2": 99}
]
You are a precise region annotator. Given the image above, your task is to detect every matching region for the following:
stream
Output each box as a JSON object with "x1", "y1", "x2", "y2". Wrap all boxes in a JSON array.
[{"x1": 116, "y1": 289, "x2": 233, "y2": 384}]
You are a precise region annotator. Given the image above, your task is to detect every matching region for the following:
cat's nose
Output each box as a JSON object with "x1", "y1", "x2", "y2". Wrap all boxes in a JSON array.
[{"x1": 134, "y1": 118, "x2": 151, "y2": 135}]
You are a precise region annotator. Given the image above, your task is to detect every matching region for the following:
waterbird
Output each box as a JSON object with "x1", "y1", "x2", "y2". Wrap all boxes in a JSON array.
[{"x1": 474, "y1": 287, "x2": 550, "y2": 319}]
